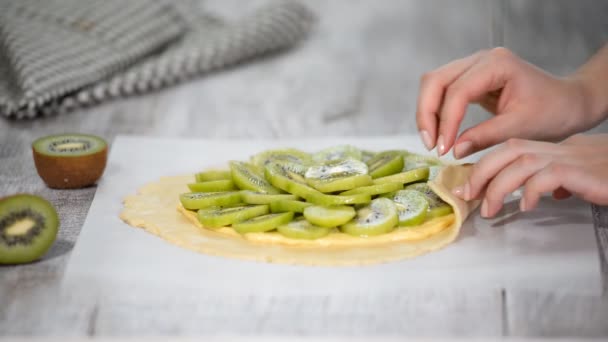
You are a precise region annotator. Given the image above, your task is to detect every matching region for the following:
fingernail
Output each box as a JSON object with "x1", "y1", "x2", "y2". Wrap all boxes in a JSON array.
[
  {"x1": 463, "y1": 182, "x2": 471, "y2": 201},
  {"x1": 519, "y1": 197, "x2": 527, "y2": 212},
  {"x1": 420, "y1": 130, "x2": 434, "y2": 150},
  {"x1": 437, "y1": 135, "x2": 445, "y2": 156},
  {"x1": 454, "y1": 141, "x2": 473, "y2": 159},
  {"x1": 481, "y1": 198, "x2": 489, "y2": 217},
  {"x1": 452, "y1": 186, "x2": 464, "y2": 197}
]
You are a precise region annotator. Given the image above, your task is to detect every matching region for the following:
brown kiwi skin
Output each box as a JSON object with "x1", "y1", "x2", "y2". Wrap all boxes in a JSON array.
[{"x1": 32, "y1": 144, "x2": 108, "y2": 189}]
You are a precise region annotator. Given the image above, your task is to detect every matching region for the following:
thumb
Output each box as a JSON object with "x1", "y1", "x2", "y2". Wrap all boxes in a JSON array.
[{"x1": 452, "y1": 113, "x2": 522, "y2": 159}]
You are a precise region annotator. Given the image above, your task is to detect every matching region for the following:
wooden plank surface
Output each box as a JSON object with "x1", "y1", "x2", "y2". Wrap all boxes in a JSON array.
[{"x1": 0, "y1": 0, "x2": 607, "y2": 337}]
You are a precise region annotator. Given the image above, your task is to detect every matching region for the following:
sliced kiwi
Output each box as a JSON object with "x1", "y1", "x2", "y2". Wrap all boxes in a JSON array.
[
  {"x1": 277, "y1": 218, "x2": 331, "y2": 240},
  {"x1": 0, "y1": 194, "x2": 59, "y2": 264},
  {"x1": 306, "y1": 192, "x2": 371, "y2": 206},
  {"x1": 195, "y1": 170, "x2": 232, "y2": 182},
  {"x1": 340, "y1": 198, "x2": 398, "y2": 237},
  {"x1": 187, "y1": 180, "x2": 236, "y2": 192},
  {"x1": 312, "y1": 145, "x2": 362, "y2": 162},
  {"x1": 405, "y1": 183, "x2": 453, "y2": 218},
  {"x1": 32, "y1": 133, "x2": 108, "y2": 189},
  {"x1": 197, "y1": 205, "x2": 269, "y2": 228},
  {"x1": 366, "y1": 152, "x2": 404, "y2": 179},
  {"x1": 179, "y1": 192, "x2": 242, "y2": 210},
  {"x1": 269, "y1": 200, "x2": 312, "y2": 214},
  {"x1": 372, "y1": 168, "x2": 430, "y2": 185},
  {"x1": 230, "y1": 161, "x2": 281, "y2": 194},
  {"x1": 340, "y1": 182, "x2": 403, "y2": 196},
  {"x1": 240, "y1": 191, "x2": 297, "y2": 204},
  {"x1": 361, "y1": 150, "x2": 376, "y2": 163},
  {"x1": 232, "y1": 212, "x2": 294, "y2": 234},
  {"x1": 250, "y1": 148, "x2": 312, "y2": 170},
  {"x1": 305, "y1": 158, "x2": 372, "y2": 192},
  {"x1": 264, "y1": 162, "x2": 321, "y2": 199},
  {"x1": 391, "y1": 190, "x2": 429, "y2": 226},
  {"x1": 303, "y1": 205, "x2": 356, "y2": 228},
  {"x1": 403, "y1": 154, "x2": 441, "y2": 171}
]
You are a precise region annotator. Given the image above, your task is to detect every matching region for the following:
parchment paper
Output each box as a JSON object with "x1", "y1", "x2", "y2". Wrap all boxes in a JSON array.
[{"x1": 62, "y1": 135, "x2": 602, "y2": 296}]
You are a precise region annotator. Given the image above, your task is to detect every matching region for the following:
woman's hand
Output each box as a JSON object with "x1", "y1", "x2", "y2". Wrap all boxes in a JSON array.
[
  {"x1": 452, "y1": 134, "x2": 608, "y2": 218},
  {"x1": 415, "y1": 47, "x2": 603, "y2": 159}
]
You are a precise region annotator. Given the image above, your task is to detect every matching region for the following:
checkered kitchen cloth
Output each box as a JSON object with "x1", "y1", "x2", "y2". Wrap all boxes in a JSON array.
[{"x1": 0, "y1": 0, "x2": 315, "y2": 119}]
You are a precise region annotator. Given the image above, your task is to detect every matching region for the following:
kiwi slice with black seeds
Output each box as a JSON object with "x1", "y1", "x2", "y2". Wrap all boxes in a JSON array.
[
  {"x1": 0, "y1": 194, "x2": 59, "y2": 264},
  {"x1": 312, "y1": 145, "x2": 362, "y2": 162},
  {"x1": 373, "y1": 168, "x2": 430, "y2": 185},
  {"x1": 366, "y1": 152, "x2": 404, "y2": 179},
  {"x1": 197, "y1": 205, "x2": 269, "y2": 228},
  {"x1": 264, "y1": 162, "x2": 321, "y2": 199},
  {"x1": 232, "y1": 212, "x2": 294, "y2": 234},
  {"x1": 32, "y1": 133, "x2": 108, "y2": 189},
  {"x1": 230, "y1": 161, "x2": 281, "y2": 194},
  {"x1": 277, "y1": 218, "x2": 331, "y2": 240},
  {"x1": 391, "y1": 190, "x2": 429, "y2": 226},
  {"x1": 180, "y1": 192, "x2": 242, "y2": 210},
  {"x1": 405, "y1": 183, "x2": 453, "y2": 218},
  {"x1": 340, "y1": 198, "x2": 398, "y2": 237},
  {"x1": 250, "y1": 149, "x2": 312, "y2": 170},
  {"x1": 305, "y1": 158, "x2": 372, "y2": 192}
]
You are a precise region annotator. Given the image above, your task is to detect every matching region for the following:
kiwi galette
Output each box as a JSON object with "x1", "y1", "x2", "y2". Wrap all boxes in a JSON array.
[{"x1": 120, "y1": 145, "x2": 480, "y2": 266}]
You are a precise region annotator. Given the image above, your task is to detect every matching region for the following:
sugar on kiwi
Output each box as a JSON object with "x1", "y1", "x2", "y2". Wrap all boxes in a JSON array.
[
  {"x1": 32, "y1": 133, "x2": 108, "y2": 189},
  {"x1": 0, "y1": 194, "x2": 59, "y2": 264}
]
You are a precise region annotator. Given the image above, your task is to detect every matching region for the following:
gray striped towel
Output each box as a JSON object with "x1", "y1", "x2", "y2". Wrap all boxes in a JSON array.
[{"x1": 0, "y1": 0, "x2": 315, "y2": 119}]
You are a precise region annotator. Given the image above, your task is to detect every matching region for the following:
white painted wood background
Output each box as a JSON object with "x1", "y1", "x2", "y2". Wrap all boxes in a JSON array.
[{"x1": 1, "y1": 0, "x2": 607, "y2": 338}]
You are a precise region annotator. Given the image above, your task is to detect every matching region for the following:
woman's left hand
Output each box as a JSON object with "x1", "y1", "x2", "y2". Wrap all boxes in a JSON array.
[{"x1": 451, "y1": 133, "x2": 608, "y2": 218}]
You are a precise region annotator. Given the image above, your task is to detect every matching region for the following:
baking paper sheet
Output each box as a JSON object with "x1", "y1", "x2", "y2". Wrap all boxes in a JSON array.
[{"x1": 62, "y1": 135, "x2": 602, "y2": 296}]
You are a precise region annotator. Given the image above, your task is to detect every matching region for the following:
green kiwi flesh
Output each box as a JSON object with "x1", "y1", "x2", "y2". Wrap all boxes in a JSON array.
[
  {"x1": 269, "y1": 200, "x2": 312, "y2": 213},
  {"x1": 197, "y1": 205, "x2": 269, "y2": 228},
  {"x1": 230, "y1": 161, "x2": 281, "y2": 194},
  {"x1": 340, "y1": 198, "x2": 399, "y2": 237},
  {"x1": 232, "y1": 212, "x2": 294, "y2": 234},
  {"x1": 179, "y1": 192, "x2": 242, "y2": 210},
  {"x1": 366, "y1": 152, "x2": 404, "y2": 179},
  {"x1": 390, "y1": 190, "x2": 429, "y2": 226},
  {"x1": 195, "y1": 170, "x2": 232, "y2": 182},
  {"x1": 32, "y1": 133, "x2": 108, "y2": 189},
  {"x1": 0, "y1": 194, "x2": 59, "y2": 264},
  {"x1": 188, "y1": 180, "x2": 236, "y2": 192},
  {"x1": 180, "y1": 146, "x2": 454, "y2": 240},
  {"x1": 277, "y1": 218, "x2": 331, "y2": 240},
  {"x1": 303, "y1": 205, "x2": 356, "y2": 228},
  {"x1": 240, "y1": 191, "x2": 297, "y2": 204}
]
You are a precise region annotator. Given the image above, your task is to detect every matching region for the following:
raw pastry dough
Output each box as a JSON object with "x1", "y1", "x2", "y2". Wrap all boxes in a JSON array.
[{"x1": 120, "y1": 164, "x2": 479, "y2": 265}]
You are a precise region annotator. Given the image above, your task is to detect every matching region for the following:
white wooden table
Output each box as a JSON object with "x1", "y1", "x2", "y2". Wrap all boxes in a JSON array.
[{"x1": 1, "y1": 0, "x2": 608, "y2": 338}]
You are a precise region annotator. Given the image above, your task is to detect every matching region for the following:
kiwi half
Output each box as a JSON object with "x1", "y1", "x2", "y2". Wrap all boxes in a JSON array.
[
  {"x1": 0, "y1": 194, "x2": 59, "y2": 264},
  {"x1": 32, "y1": 133, "x2": 108, "y2": 189}
]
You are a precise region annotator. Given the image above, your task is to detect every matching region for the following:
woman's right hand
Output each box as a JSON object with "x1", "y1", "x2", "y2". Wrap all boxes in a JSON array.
[{"x1": 415, "y1": 47, "x2": 604, "y2": 159}]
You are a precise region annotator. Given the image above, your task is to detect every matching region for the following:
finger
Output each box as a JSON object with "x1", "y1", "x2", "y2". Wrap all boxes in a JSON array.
[
  {"x1": 464, "y1": 139, "x2": 555, "y2": 201},
  {"x1": 436, "y1": 56, "x2": 509, "y2": 156},
  {"x1": 523, "y1": 163, "x2": 608, "y2": 210},
  {"x1": 521, "y1": 163, "x2": 575, "y2": 210},
  {"x1": 481, "y1": 153, "x2": 551, "y2": 217},
  {"x1": 453, "y1": 113, "x2": 523, "y2": 159},
  {"x1": 416, "y1": 52, "x2": 484, "y2": 150}
]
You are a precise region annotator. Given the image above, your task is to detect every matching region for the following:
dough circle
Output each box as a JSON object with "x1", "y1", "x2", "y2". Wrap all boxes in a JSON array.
[{"x1": 119, "y1": 164, "x2": 479, "y2": 266}]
